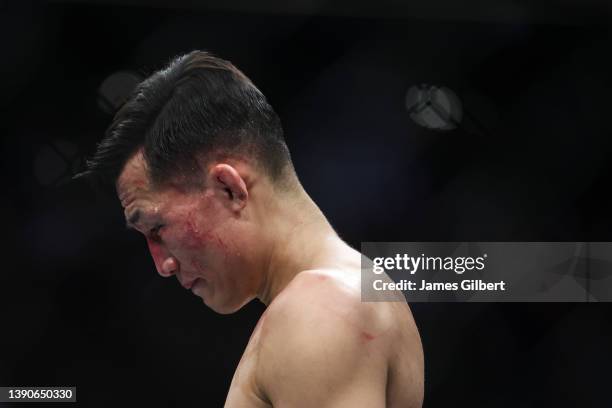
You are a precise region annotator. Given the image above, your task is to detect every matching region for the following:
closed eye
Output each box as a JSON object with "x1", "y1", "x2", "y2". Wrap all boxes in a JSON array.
[{"x1": 149, "y1": 224, "x2": 164, "y2": 240}]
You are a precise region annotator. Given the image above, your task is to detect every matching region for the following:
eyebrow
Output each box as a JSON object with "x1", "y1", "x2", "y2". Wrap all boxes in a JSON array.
[{"x1": 125, "y1": 209, "x2": 141, "y2": 230}]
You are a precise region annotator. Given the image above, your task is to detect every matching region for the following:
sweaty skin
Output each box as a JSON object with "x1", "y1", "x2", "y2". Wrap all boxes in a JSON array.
[{"x1": 116, "y1": 150, "x2": 424, "y2": 407}]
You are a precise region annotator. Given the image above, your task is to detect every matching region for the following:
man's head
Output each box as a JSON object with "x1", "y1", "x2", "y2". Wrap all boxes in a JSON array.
[{"x1": 81, "y1": 51, "x2": 297, "y2": 313}]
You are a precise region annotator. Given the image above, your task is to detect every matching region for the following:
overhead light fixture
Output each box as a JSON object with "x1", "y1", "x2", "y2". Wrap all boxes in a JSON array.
[
  {"x1": 97, "y1": 71, "x2": 143, "y2": 114},
  {"x1": 405, "y1": 84, "x2": 463, "y2": 131}
]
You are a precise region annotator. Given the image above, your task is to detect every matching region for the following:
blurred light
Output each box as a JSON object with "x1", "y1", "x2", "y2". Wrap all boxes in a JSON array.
[
  {"x1": 97, "y1": 70, "x2": 143, "y2": 114},
  {"x1": 405, "y1": 84, "x2": 463, "y2": 131},
  {"x1": 33, "y1": 140, "x2": 80, "y2": 187}
]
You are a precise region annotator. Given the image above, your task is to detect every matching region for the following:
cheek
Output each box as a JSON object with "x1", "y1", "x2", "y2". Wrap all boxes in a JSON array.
[
  {"x1": 179, "y1": 211, "x2": 206, "y2": 246},
  {"x1": 182, "y1": 233, "x2": 236, "y2": 278},
  {"x1": 174, "y1": 209, "x2": 243, "y2": 270},
  {"x1": 179, "y1": 212, "x2": 228, "y2": 253},
  {"x1": 181, "y1": 222, "x2": 216, "y2": 250}
]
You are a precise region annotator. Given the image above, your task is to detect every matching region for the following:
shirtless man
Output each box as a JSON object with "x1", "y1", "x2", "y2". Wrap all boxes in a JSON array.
[{"x1": 81, "y1": 50, "x2": 424, "y2": 407}]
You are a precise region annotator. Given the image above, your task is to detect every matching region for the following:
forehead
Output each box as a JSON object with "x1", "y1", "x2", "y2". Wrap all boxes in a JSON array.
[{"x1": 116, "y1": 151, "x2": 152, "y2": 208}]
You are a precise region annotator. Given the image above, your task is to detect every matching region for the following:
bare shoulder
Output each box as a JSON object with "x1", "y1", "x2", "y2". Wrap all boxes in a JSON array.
[
  {"x1": 265, "y1": 269, "x2": 420, "y2": 346},
  {"x1": 254, "y1": 269, "x2": 424, "y2": 407}
]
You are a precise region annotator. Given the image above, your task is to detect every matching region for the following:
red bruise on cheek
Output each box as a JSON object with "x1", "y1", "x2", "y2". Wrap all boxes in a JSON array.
[
  {"x1": 182, "y1": 212, "x2": 216, "y2": 249},
  {"x1": 215, "y1": 236, "x2": 231, "y2": 263},
  {"x1": 215, "y1": 236, "x2": 228, "y2": 251},
  {"x1": 181, "y1": 212, "x2": 232, "y2": 264}
]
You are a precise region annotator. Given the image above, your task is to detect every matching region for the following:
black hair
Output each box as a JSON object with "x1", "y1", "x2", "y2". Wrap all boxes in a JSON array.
[{"x1": 77, "y1": 50, "x2": 292, "y2": 191}]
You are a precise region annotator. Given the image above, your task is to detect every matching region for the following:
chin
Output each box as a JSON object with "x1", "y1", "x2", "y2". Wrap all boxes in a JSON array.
[{"x1": 202, "y1": 294, "x2": 253, "y2": 315}]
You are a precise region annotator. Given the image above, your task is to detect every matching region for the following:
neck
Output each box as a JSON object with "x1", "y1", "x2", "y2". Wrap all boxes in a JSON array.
[{"x1": 256, "y1": 186, "x2": 344, "y2": 305}]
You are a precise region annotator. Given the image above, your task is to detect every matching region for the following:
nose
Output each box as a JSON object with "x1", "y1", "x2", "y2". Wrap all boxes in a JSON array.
[
  {"x1": 146, "y1": 238, "x2": 179, "y2": 277},
  {"x1": 160, "y1": 257, "x2": 178, "y2": 277}
]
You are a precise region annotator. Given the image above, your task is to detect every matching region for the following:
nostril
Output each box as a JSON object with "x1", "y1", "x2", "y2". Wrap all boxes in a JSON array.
[{"x1": 161, "y1": 257, "x2": 178, "y2": 277}]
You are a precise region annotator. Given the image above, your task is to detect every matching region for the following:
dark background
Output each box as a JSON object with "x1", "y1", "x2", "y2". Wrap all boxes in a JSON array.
[{"x1": 2, "y1": 0, "x2": 612, "y2": 406}]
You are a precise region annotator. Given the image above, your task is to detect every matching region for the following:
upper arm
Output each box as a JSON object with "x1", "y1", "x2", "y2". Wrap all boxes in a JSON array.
[{"x1": 256, "y1": 294, "x2": 388, "y2": 408}]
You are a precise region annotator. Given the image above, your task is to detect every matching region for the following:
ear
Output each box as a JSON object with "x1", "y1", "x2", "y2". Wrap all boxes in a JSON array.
[{"x1": 210, "y1": 163, "x2": 248, "y2": 211}]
